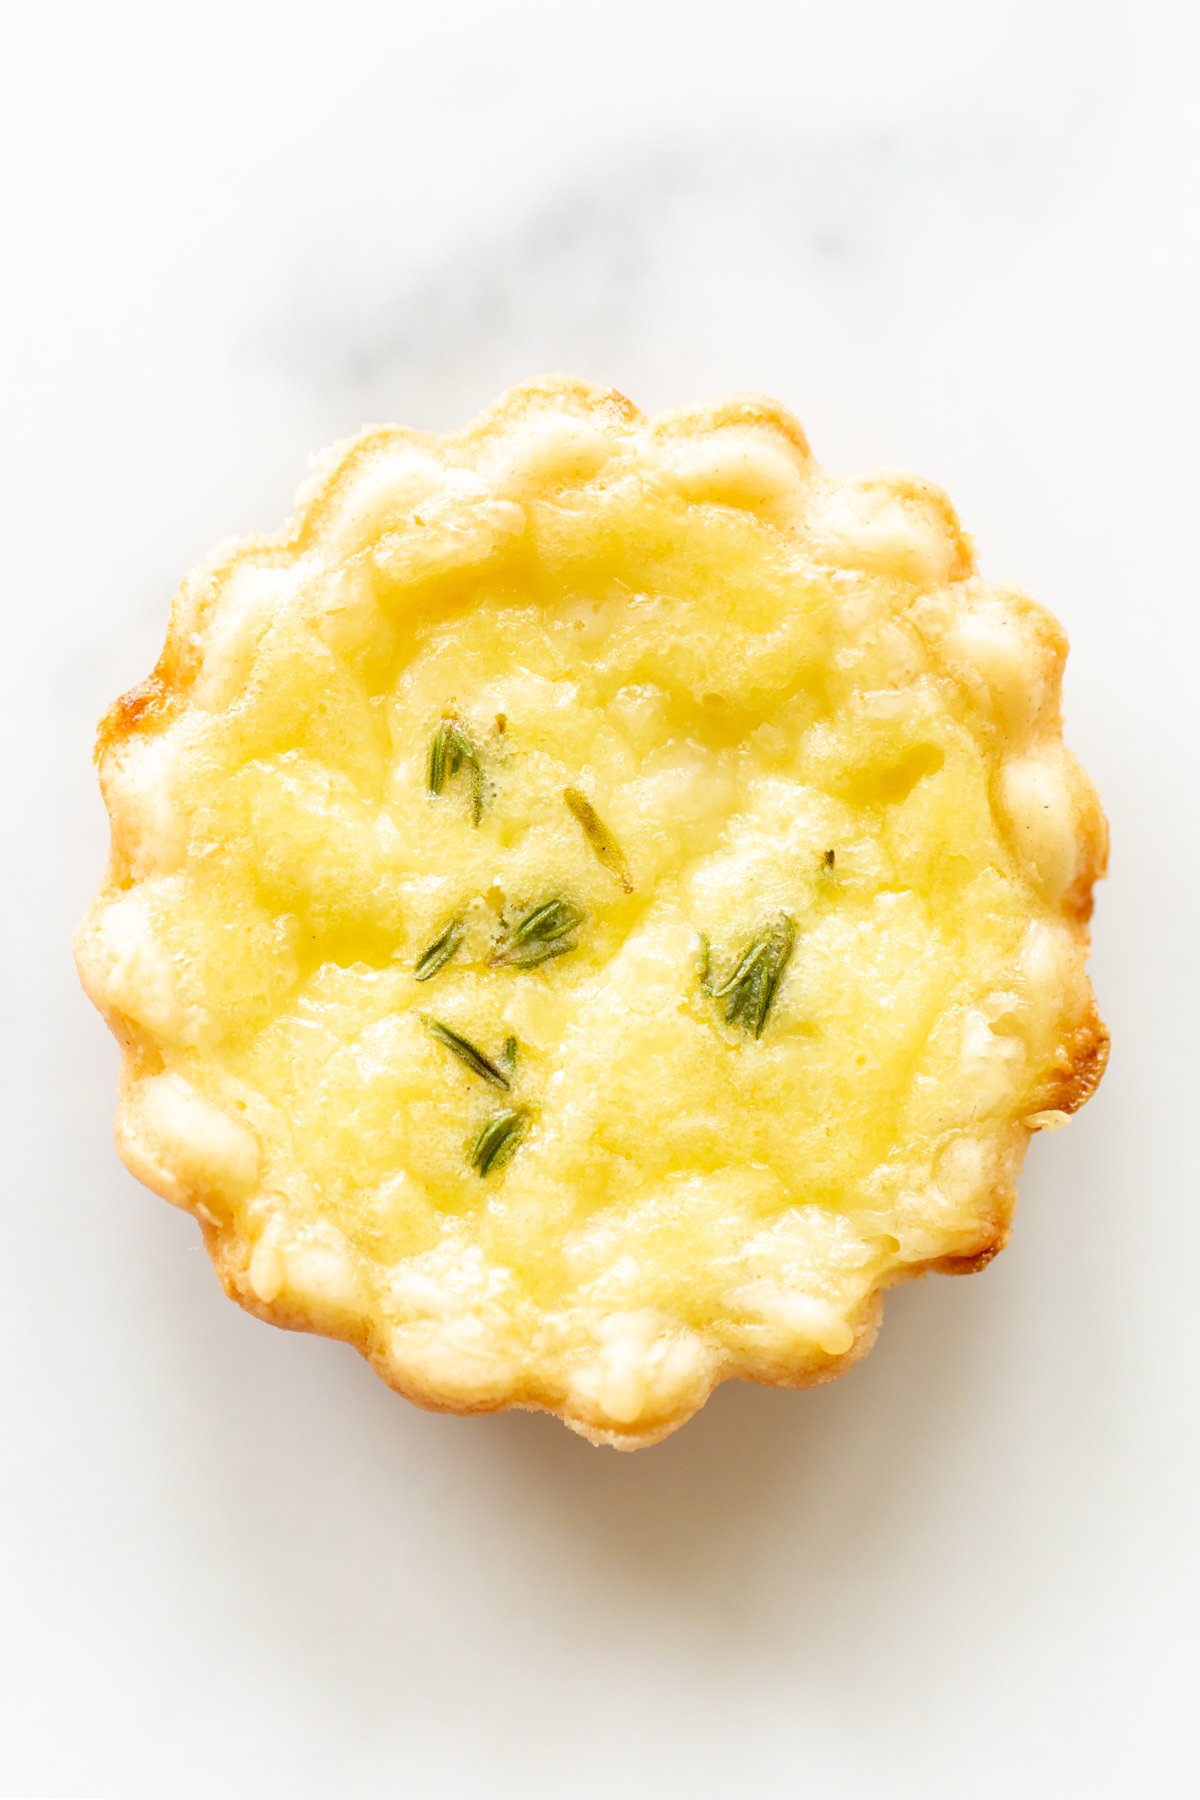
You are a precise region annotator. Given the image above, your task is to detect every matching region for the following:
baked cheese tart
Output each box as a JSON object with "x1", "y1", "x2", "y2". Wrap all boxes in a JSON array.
[{"x1": 76, "y1": 379, "x2": 1108, "y2": 1447}]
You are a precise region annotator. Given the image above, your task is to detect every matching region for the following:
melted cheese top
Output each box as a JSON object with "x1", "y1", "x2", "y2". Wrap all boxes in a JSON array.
[{"x1": 83, "y1": 385, "x2": 1104, "y2": 1441}]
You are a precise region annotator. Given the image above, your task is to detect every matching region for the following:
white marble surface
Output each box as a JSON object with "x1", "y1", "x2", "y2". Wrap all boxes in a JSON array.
[{"x1": 3, "y1": 2, "x2": 1197, "y2": 1795}]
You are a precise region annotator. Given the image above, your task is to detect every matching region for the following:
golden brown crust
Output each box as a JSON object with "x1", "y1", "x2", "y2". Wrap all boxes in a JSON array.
[
  {"x1": 1039, "y1": 1008, "x2": 1110, "y2": 1117},
  {"x1": 97, "y1": 671, "x2": 175, "y2": 757},
  {"x1": 205, "y1": 1213, "x2": 888, "y2": 1450},
  {"x1": 132, "y1": 1113, "x2": 971, "y2": 1451},
  {"x1": 77, "y1": 374, "x2": 1108, "y2": 1448}
]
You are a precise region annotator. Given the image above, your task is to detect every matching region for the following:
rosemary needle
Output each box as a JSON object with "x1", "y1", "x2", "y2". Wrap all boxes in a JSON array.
[
  {"x1": 426, "y1": 723, "x2": 450, "y2": 795},
  {"x1": 563, "y1": 787, "x2": 633, "y2": 892},
  {"x1": 502, "y1": 936, "x2": 577, "y2": 969},
  {"x1": 412, "y1": 919, "x2": 466, "y2": 982},
  {"x1": 513, "y1": 898, "x2": 583, "y2": 944},
  {"x1": 426, "y1": 720, "x2": 485, "y2": 824},
  {"x1": 703, "y1": 913, "x2": 796, "y2": 1039},
  {"x1": 471, "y1": 1108, "x2": 527, "y2": 1176},
  {"x1": 711, "y1": 937, "x2": 770, "y2": 1001},
  {"x1": 424, "y1": 1017, "x2": 512, "y2": 1089},
  {"x1": 491, "y1": 897, "x2": 584, "y2": 968}
]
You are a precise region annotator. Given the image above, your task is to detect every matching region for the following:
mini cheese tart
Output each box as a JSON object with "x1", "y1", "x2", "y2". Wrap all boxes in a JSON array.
[{"x1": 76, "y1": 378, "x2": 1107, "y2": 1448}]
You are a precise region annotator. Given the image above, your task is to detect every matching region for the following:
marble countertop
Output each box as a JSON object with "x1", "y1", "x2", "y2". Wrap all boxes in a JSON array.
[{"x1": 3, "y1": 2, "x2": 1196, "y2": 1795}]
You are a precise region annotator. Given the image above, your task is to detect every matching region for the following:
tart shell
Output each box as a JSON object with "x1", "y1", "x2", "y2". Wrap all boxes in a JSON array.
[{"x1": 77, "y1": 377, "x2": 1108, "y2": 1449}]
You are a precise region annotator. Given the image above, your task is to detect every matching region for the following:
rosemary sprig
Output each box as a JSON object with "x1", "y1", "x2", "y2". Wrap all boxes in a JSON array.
[
  {"x1": 491, "y1": 897, "x2": 584, "y2": 968},
  {"x1": 424, "y1": 1016, "x2": 512, "y2": 1089},
  {"x1": 413, "y1": 918, "x2": 466, "y2": 982},
  {"x1": 426, "y1": 719, "x2": 485, "y2": 825},
  {"x1": 563, "y1": 787, "x2": 633, "y2": 893},
  {"x1": 471, "y1": 1107, "x2": 527, "y2": 1176},
  {"x1": 702, "y1": 913, "x2": 796, "y2": 1038}
]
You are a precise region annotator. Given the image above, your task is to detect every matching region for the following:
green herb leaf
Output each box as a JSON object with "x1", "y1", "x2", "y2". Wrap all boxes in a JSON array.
[
  {"x1": 424, "y1": 1017, "x2": 512, "y2": 1089},
  {"x1": 492, "y1": 897, "x2": 584, "y2": 967},
  {"x1": 711, "y1": 937, "x2": 770, "y2": 1001},
  {"x1": 728, "y1": 955, "x2": 769, "y2": 1033},
  {"x1": 500, "y1": 936, "x2": 578, "y2": 969},
  {"x1": 501, "y1": 1035, "x2": 519, "y2": 1076},
  {"x1": 470, "y1": 1107, "x2": 527, "y2": 1176},
  {"x1": 456, "y1": 734, "x2": 486, "y2": 826},
  {"x1": 427, "y1": 722, "x2": 450, "y2": 795},
  {"x1": 697, "y1": 932, "x2": 712, "y2": 994},
  {"x1": 704, "y1": 913, "x2": 796, "y2": 1038},
  {"x1": 413, "y1": 919, "x2": 466, "y2": 982},
  {"x1": 563, "y1": 787, "x2": 633, "y2": 892},
  {"x1": 513, "y1": 898, "x2": 584, "y2": 944},
  {"x1": 426, "y1": 719, "x2": 485, "y2": 824}
]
